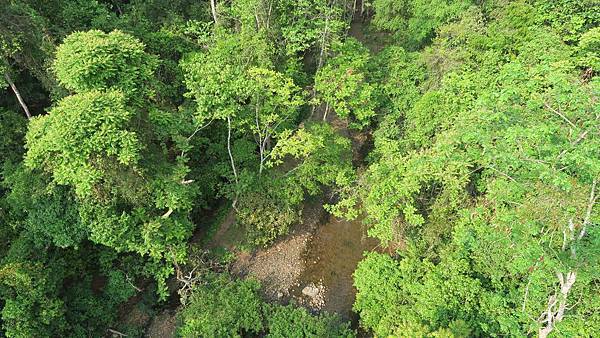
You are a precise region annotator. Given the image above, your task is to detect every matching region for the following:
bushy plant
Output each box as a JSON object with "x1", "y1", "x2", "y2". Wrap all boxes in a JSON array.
[
  {"x1": 265, "y1": 303, "x2": 354, "y2": 338},
  {"x1": 53, "y1": 30, "x2": 157, "y2": 95},
  {"x1": 177, "y1": 276, "x2": 264, "y2": 338}
]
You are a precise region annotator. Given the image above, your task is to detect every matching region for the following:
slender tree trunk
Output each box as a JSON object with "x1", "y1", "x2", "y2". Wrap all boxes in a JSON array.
[
  {"x1": 255, "y1": 105, "x2": 265, "y2": 175},
  {"x1": 266, "y1": 0, "x2": 273, "y2": 30},
  {"x1": 227, "y1": 116, "x2": 238, "y2": 185},
  {"x1": 323, "y1": 102, "x2": 330, "y2": 121},
  {"x1": 317, "y1": 2, "x2": 335, "y2": 72},
  {"x1": 539, "y1": 271, "x2": 577, "y2": 338},
  {"x1": 259, "y1": 146, "x2": 265, "y2": 175},
  {"x1": 312, "y1": 9, "x2": 331, "y2": 118},
  {"x1": 317, "y1": 13, "x2": 330, "y2": 72},
  {"x1": 210, "y1": 0, "x2": 218, "y2": 24},
  {"x1": 4, "y1": 72, "x2": 31, "y2": 119}
]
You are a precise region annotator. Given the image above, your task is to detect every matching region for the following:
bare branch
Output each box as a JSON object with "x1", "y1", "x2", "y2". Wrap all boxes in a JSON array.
[
  {"x1": 161, "y1": 208, "x2": 174, "y2": 219},
  {"x1": 4, "y1": 72, "x2": 31, "y2": 119},
  {"x1": 544, "y1": 102, "x2": 577, "y2": 129},
  {"x1": 107, "y1": 328, "x2": 127, "y2": 337},
  {"x1": 125, "y1": 274, "x2": 143, "y2": 292}
]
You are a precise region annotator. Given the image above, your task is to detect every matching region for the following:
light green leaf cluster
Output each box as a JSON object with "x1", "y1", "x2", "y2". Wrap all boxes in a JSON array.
[
  {"x1": 372, "y1": 0, "x2": 473, "y2": 48},
  {"x1": 177, "y1": 276, "x2": 264, "y2": 337},
  {"x1": 270, "y1": 122, "x2": 354, "y2": 203},
  {"x1": 53, "y1": 30, "x2": 157, "y2": 95},
  {"x1": 315, "y1": 38, "x2": 377, "y2": 129},
  {"x1": 177, "y1": 274, "x2": 355, "y2": 337},
  {"x1": 25, "y1": 90, "x2": 140, "y2": 197}
]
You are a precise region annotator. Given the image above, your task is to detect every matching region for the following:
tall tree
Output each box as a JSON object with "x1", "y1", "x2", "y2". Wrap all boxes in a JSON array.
[{"x1": 25, "y1": 30, "x2": 196, "y2": 297}]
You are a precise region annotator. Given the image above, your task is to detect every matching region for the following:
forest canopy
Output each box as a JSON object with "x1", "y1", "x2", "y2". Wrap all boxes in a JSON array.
[{"x1": 0, "y1": 0, "x2": 598, "y2": 337}]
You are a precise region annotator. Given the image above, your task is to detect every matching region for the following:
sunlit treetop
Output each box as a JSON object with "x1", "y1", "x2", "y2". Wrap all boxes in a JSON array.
[
  {"x1": 53, "y1": 29, "x2": 157, "y2": 95},
  {"x1": 24, "y1": 89, "x2": 141, "y2": 197}
]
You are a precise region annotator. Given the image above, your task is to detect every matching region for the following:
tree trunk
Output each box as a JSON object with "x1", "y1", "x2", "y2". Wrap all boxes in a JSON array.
[
  {"x1": 539, "y1": 271, "x2": 577, "y2": 338},
  {"x1": 323, "y1": 102, "x2": 330, "y2": 121},
  {"x1": 210, "y1": 0, "x2": 218, "y2": 24},
  {"x1": 538, "y1": 181, "x2": 597, "y2": 337},
  {"x1": 259, "y1": 150, "x2": 265, "y2": 175},
  {"x1": 317, "y1": 9, "x2": 331, "y2": 72},
  {"x1": 227, "y1": 116, "x2": 238, "y2": 185},
  {"x1": 4, "y1": 72, "x2": 31, "y2": 119}
]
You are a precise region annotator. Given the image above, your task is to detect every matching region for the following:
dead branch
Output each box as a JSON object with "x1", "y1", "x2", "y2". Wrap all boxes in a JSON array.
[
  {"x1": 544, "y1": 102, "x2": 577, "y2": 129},
  {"x1": 107, "y1": 328, "x2": 127, "y2": 337},
  {"x1": 537, "y1": 179, "x2": 596, "y2": 337},
  {"x1": 4, "y1": 72, "x2": 31, "y2": 119}
]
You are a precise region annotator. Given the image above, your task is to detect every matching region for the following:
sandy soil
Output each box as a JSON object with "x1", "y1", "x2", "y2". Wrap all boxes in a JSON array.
[
  {"x1": 146, "y1": 310, "x2": 177, "y2": 338},
  {"x1": 230, "y1": 198, "x2": 327, "y2": 301}
]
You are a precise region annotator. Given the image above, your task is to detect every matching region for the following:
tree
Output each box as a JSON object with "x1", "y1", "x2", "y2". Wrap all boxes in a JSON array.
[
  {"x1": 182, "y1": 31, "x2": 274, "y2": 191},
  {"x1": 314, "y1": 38, "x2": 377, "y2": 128},
  {"x1": 235, "y1": 122, "x2": 354, "y2": 246},
  {"x1": 177, "y1": 276, "x2": 264, "y2": 337},
  {"x1": 24, "y1": 29, "x2": 197, "y2": 297},
  {"x1": 0, "y1": 0, "x2": 56, "y2": 92},
  {"x1": 177, "y1": 273, "x2": 355, "y2": 337},
  {"x1": 25, "y1": 90, "x2": 141, "y2": 197},
  {"x1": 53, "y1": 30, "x2": 157, "y2": 96},
  {"x1": 264, "y1": 303, "x2": 355, "y2": 337},
  {"x1": 245, "y1": 67, "x2": 304, "y2": 174},
  {"x1": 371, "y1": 0, "x2": 473, "y2": 48},
  {"x1": 349, "y1": 2, "x2": 600, "y2": 335},
  {"x1": 269, "y1": 122, "x2": 354, "y2": 203},
  {"x1": 0, "y1": 108, "x2": 26, "y2": 165}
]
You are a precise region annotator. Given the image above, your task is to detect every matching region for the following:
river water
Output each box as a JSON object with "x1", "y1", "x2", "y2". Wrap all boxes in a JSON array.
[{"x1": 290, "y1": 212, "x2": 379, "y2": 322}]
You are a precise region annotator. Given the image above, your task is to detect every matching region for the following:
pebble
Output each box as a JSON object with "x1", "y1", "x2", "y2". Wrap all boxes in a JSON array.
[{"x1": 302, "y1": 284, "x2": 320, "y2": 298}]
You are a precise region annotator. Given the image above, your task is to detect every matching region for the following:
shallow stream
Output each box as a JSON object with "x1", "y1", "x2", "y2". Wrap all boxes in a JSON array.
[{"x1": 290, "y1": 213, "x2": 379, "y2": 322}]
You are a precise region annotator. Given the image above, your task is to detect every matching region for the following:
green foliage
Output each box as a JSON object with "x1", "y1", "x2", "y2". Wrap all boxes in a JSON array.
[
  {"x1": 25, "y1": 90, "x2": 141, "y2": 197},
  {"x1": 577, "y1": 27, "x2": 600, "y2": 72},
  {"x1": 270, "y1": 122, "x2": 354, "y2": 203},
  {"x1": 53, "y1": 30, "x2": 157, "y2": 95},
  {"x1": 274, "y1": 0, "x2": 348, "y2": 57},
  {"x1": 0, "y1": 233, "x2": 143, "y2": 338},
  {"x1": 350, "y1": 1, "x2": 600, "y2": 336},
  {"x1": 0, "y1": 250, "x2": 66, "y2": 338},
  {"x1": 353, "y1": 252, "x2": 403, "y2": 336},
  {"x1": 0, "y1": 108, "x2": 26, "y2": 165},
  {"x1": 534, "y1": 0, "x2": 600, "y2": 43},
  {"x1": 3, "y1": 166, "x2": 86, "y2": 248},
  {"x1": 235, "y1": 122, "x2": 354, "y2": 246},
  {"x1": 177, "y1": 274, "x2": 355, "y2": 337},
  {"x1": 264, "y1": 303, "x2": 355, "y2": 337},
  {"x1": 372, "y1": 0, "x2": 473, "y2": 48},
  {"x1": 314, "y1": 38, "x2": 377, "y2": 128},
  {"x1": 22, "y1": 29, "x2": 197, "y2": 301},
  {"x1": 358, "y1": 0, "x2": 599, "y2": 245},
  {"x1": 0, "y1": 1, "x2": 56, "y2": 91},
  {"x1": 4, "y1": 0, "x2": 599, "y2": 337},
  {"x1": 177, "y1": 276, "x2": 264, "y2": 338},
  {"x1": 236, "y1": 182, "x2": 301, "y2": 247},
  {"x1": 181, "y1": 32, "x2": 274, "y2": 122},
  {"x1": 56, "y1": 0, "x2": 114, "y2": 34}
]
